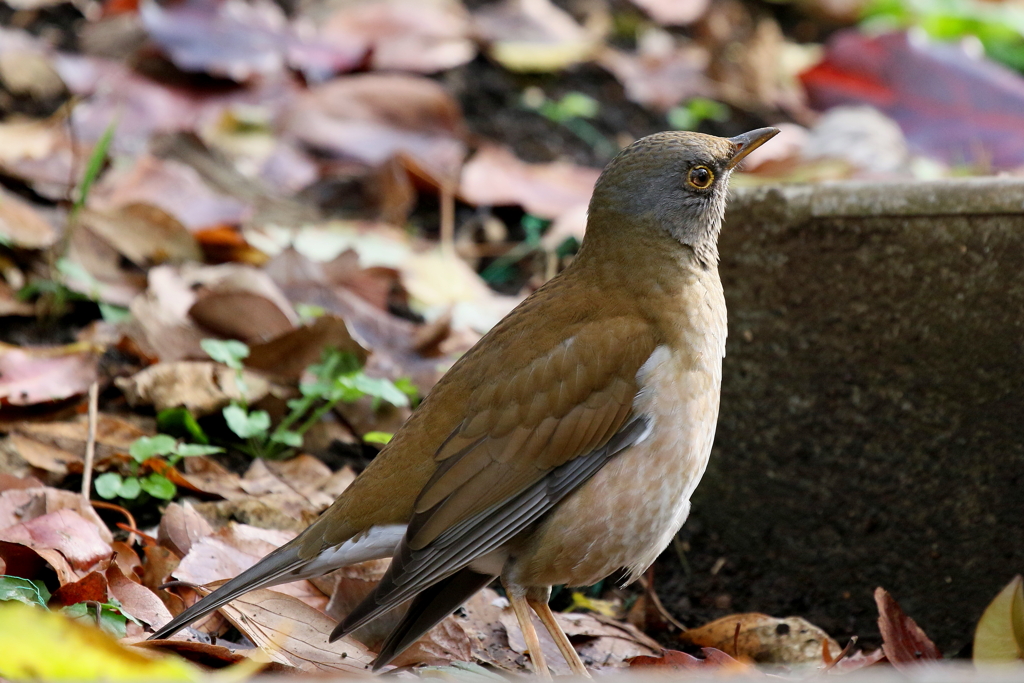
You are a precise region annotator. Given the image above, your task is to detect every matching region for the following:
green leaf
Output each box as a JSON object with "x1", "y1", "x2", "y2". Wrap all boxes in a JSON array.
[
  {"x1": 223, "y1": 404, "x2": 270, "y2": 439},
  {"x1": 94, "y1": 473, "x2": 123, "y2": 500},
  {"x1": 157, "y1": 407, "x2": 209, "y2": 444},
  {"x1": 351, "y1": 374, "x2": 410, "y2": 408},
  {"x1": 200, "y1": 338, "x2": 250, "y2": 370},
  {"x1": 61, "y1": 602, "x2": 128, "y2": 639},
  {"x1": 363, "y1": 431, "x2": 393, "y2": 445},
  {"x1": 118, "y1": 477, "x2": 142, "y2": 500},
  {"x1": 73, "y1": 120, "x2": 116, "y2": 215},
  {"x1": 974, "y1": 574, "x2": 1024, "y2": 662},
  {"x1": 173, "y1": 443, "x2": 223, "y2": 457},
  {"x1": 97, "y1": 303, "x2": 131, "y2": 323},
  {"x1": 0, "y1": 576, "x2": 50, "y2": 608},
  {"x1": 129, "y1": 434, "x2": 177, "y2": 463},
  {"x1": 139, "y1": 473, "x2": 176, "y2": 500},
  {"x1": 270, "y1": 430, "x2": 303, "y2": 447}
]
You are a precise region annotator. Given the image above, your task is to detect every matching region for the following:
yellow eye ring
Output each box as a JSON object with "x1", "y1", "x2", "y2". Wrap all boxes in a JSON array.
[{"x1": 687, "y1": 165, "x2": 714, "y2": 190}]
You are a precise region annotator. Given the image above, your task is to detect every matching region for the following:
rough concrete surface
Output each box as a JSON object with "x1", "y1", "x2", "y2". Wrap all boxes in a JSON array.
[{"x1": 661, "y1": 179, "x2": 1024, "y2": 654}]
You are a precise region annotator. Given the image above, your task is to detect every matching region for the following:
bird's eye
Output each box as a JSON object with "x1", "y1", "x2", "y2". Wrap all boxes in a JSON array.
[{"x1": 686, "y1": 165, "x2": 714, "y2": 190}]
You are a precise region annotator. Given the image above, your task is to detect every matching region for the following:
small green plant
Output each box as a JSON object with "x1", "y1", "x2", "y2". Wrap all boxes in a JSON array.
[
  {"x1": 667, "y1": 98, "x2": 730, "y2": 131},
  {"x1": 521, "y1": 89, "x2": 616, "y2": 159},
  {"x1": 206, "y1": 341, "x2": 415, "y2": 459},
  {"x1": 93, "y1": 434, "x2": 223, "y2": 502}
]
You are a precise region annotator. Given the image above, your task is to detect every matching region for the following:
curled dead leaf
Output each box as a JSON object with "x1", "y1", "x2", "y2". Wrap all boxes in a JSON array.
[
  {"x1": 681, "y1": 612, "x2": 841, "y2": 664},
  {"x1": 875, "y1": 587, "x2": 941, "y2": 667},
  {"x1": 115, "y1": 361, "x2": 271, "y2": 415}
]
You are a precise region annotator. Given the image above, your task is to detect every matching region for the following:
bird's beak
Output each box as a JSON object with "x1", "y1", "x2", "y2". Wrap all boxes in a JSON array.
[{"x1": 725, "y1": 127, "x2": 780, "y2": 171}]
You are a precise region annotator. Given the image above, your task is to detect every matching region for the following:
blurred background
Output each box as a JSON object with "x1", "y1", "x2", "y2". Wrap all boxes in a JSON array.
[{"x1": 1, "y1": 0, "x2": 1024, "y2": 671}]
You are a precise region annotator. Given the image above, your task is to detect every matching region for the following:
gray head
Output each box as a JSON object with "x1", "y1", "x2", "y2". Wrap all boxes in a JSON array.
[{"x1": 586, "y1": 128, "x2": 779, "y2": 267}]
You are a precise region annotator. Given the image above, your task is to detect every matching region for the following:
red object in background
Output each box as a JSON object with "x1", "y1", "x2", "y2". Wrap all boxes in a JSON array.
[{"x1": 801, "y1": 30, "x2": 1024, "y2": 169}]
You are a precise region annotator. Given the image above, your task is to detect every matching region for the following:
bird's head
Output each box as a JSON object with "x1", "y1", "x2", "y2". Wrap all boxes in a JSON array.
[{"x1": 585, "y1": 127, "x2": 779, "y2": 267}]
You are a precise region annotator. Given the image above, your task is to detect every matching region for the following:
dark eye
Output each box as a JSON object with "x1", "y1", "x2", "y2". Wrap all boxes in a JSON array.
[{"x1": 687, "y1": 165, "x2": 714, "y2": 190}]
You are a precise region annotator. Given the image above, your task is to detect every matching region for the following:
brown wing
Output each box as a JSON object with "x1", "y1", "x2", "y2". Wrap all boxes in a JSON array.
[{"x1": 332, "y1": 315, "x2": 658, "y2": 638}]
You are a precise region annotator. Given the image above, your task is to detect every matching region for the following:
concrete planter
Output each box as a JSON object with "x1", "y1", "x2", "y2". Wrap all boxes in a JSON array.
[{"x1": 669, "y1": 179, "x2": 1024, "y2": 653}]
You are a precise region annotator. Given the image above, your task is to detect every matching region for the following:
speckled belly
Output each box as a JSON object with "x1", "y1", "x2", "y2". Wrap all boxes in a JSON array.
[{"x1": 503, "y1": 343, "x2": 722, "y2": 588}]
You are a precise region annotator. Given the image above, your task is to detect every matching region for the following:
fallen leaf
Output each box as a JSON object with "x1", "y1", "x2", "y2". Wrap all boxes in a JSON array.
[
  {"x1": 189, "y1": 291, "x2": 295, "y2": 344},
  {"x1": 173, "y1": 523, "x2": 324, "y2": 608},
  {"x1": 158, "y1": 502, "x2": 214, "y2": 559},
  {"x1": 681, "y1": 613, "x2": 841, "y2": 664},
  {"x1": 0, "y1": 509, "x2": 112, "y2": 571},
  {"x1": 0, "y1": 116, "x2": 76, "y2": 199},
  {"x1": 0, "y1": 487, "x2": 113, "y2": 544},
  {"x1": 284, "y1": 73, "x2": 467, "y2": 187},
  {"x1": 0, "y1": 539, "x2": 79, "y2": 585},
  {"x1": 391, "y1": 617, "x2": 474, "y2": 669},
  {"x1": 598, "y1": 30, "x2": 712, "y2": 112},
  {"x1": 78, "y1": 204, "x2": 203, "y2": 266},
  {"x1": 321, "y1": 0, "x2": 475, "y2": 73},
  {"x1": 627, "y1": 0, "x2": 709, "y2": 26},
  {"x1": 90, "y1": 155, "x2": 250, "y2": 231},
  {"x1": 974, "y1": 575, "x2": 1024, "y2": 662},
  {"x1": 9, "y1": 414, "x2": 148, "y2": 477},
  {"x1": 214, "y1": 587, "x2": 374, "y2": 673},
  {"x1": 51, "y1": 571, "x2": 110, "y2": 607},
  {"x1": 140, "y1": 0, "x2": 365, "y2": 82},
  {"x1": 0, "y1": 185, "x2": 57, "y2": 249},
  {"x1": 107, "y1": 562, "x2": 174, "y2": 630},
  {"x1": 801, "y1": 30, "x2": 1024, "y2": 169},
  {"x1": 875, "y1": 587, "x2": 942, "y2": 667},
  {"x1": 628, "y1": 647, "x2": 751, "y2": 671},
  {"x1": 246, "y1": 315, "x2": 367, "y2": 381},
  {"x1": 0, "y1": 342, "x2": 99, "y2": 407},
  {"x1": 115, "y1": 361, "x2": 271, "y2": 415},
  {"x1": 459, "y1": 145, "x2": 599, "y2": 220},
  {"x1": 474, "y1": 0, "x2": 602, "y2": 73}
]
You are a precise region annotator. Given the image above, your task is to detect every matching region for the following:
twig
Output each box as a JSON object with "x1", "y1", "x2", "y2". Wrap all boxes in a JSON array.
[
  {"x1": 821, "y1": 636, "x2": 858, "y2": 673},
  {"x1": 639, "y1": 571, "x2": 687, "y2": 632},
  {"x1": 440, "y1": 183, "x2": 455, "y2": 259},
  {"x1": 89, "y1": 501, "x2": 139, "y2": 547},
  {"x1": 114, "y1": 522, "x2": 154, "y2": 546},
  {"x1": 80, "y1": 381, "x2": 99, "y2": 499}
]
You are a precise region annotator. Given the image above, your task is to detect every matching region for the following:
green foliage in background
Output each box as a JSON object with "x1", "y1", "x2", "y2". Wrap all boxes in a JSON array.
[{"x1": 862, "y1": 0, "x2": 1024, "y2": 72}]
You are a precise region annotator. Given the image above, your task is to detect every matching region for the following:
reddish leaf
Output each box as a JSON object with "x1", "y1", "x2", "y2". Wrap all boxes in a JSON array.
[
  {"x1": 628, "y1": 647, "x2": 751, "y2": 671},
  {"x1": 50, "y1": 571, "x2": 109, "y2": 607},
  {"x1": 801, "y1": 30, "x2": 1024, "y2": 169},
  {"x1": 0, "y1": 343, "x2": 98, "y2": 407},
  {"x1": 0, "y1": 509, "x2": 112, "y2": 571},
  {"x1": 875, "y1": 587, "x2": 942, "y2": 667}
]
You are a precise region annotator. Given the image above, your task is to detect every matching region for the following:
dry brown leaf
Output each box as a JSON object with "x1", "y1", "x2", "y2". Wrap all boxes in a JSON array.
[
  {"x1": 628, "y1": 0, "x2": 709, "y2": 26},
  {"x1": 216, "y1": 587, "x2": 374, "y2": 674},
  {"x1": 598, "y1": 30, "x2": 711, "y2": 112},
  {"x1": 246, "y1": 315, "x2": 367, "y2": 382},
  {"x1": 107, "y1": 562, "x2": 174, "y2": 630},
  {"x1": 134, "y1": 639, "x2": 251, "y2": 668},
  {"x1": 0, "y1": 116, "x2": 76, "y2": 199},
  {"x1": 0, "y1": 538, "x2": 78, "y2": 585},
  {"x1": 628, "y1": 647, "x2": 753, "y2": 672},
  {"x1": 141, "y1": 0, "x2": 365, "y2": 82},
  {"x1": 0, "y1": 487, "x2": 114, "y2": 543},
  {"x1": 158, "y1": 502, "x2": 215, "y2": 559},
  {"x1": 179, "y1": 457, "x2": 246, "y2": 500},
  {"x1": 0, "y1": 281, "x2": 34, "y2": 317},
  {"x1": 0, "y1": 508, "x2": 111, "y2": 571},
  {"x1": 9, "y1": 414, "x2": 148, "y2": 477},
  {"x1": 0, "y1": 185, "x2": 57, "y2": 249},
  {"x1": 474, "y1": 0, "x2": 602, "y2": 72},
  {"x1": 285, "y1": 74, "x2": 467, "y2": 187},
  {"x1": 0, "y1": 474, "x2": 45, "y2": 492},
  {"x1": 500, "y1": 602, "x2": 660, "y2": 674},
  {"x1": 0, "y1": 342, "x2": 99, "y2": 407},
  {"x1": 173, "y1": 522, "x2": 325, "y2": 609},
  {"x1": 321, "y1": 0, "x2": 474, "y2": 73},
  {"x1": 78, "y1": 204, "x2": 202, "y2": 266},
  {"x1": 390, "y1": 618, "x2": 474, "y2": 668},
  {"x1": 115, "y1": 361, "x2": 271, "y2": 415},
  {"x1": 50, "y1": 570, "x2": 110, "y2": 606},
  {"x1": 681, "y1": 613, "x2": 841, "y2": 664},
  {"x1": 65, "y1": 220, "x2": 147, "y2": 306},
  {"x1": 458, "y1": 145, "x2": 599, "y2": 220},
  {"x1": 875, "y1": 587, "x2": 942, "y2": 667},
  {"x1": 90, "y1": 155, "x2": 250, "y2": 231},
  {"x1": 189, "y1": 291, "x2": 295, "y2": 345},
  {"x1": 108, "y1": 541, "x2": 143, "y2": 582}
]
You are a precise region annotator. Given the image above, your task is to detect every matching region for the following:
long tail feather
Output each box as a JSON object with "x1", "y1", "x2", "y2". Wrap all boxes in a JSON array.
[{"x1": 370, "y1": 568, "x2": 496, "y2": 670}]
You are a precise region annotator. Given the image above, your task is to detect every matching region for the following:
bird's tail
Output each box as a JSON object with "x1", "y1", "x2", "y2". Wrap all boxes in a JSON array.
[{"x1": 148, "y1": 538, "x2": 307, "y2": 640}]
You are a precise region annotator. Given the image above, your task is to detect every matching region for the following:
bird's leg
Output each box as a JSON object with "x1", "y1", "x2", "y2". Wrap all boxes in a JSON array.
[
  {"x1": 526, "y1": 587, "x2": 591, "y2": 678},
  {"x1": 505, "y1": 582, "x2": 551, "y2": 679}
]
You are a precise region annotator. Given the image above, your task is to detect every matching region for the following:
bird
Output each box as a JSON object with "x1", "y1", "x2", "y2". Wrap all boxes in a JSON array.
[{"x1": 150, "y1": 127, "x2": 779, "y2": 677}]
